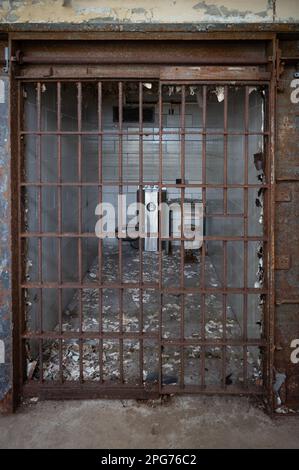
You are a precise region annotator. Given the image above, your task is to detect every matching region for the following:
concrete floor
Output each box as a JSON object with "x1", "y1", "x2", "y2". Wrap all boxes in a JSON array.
[{"x1": 0, "y1": 396, "x2": 298, "y2": 449}]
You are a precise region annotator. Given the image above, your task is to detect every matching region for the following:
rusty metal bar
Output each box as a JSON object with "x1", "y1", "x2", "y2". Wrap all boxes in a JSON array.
[
  {"x1": 20, "y1": 130, "x2": 270, "y2": 136},
  {"x1": 158, "y1": 82, "x2": 163, "y2": 393},
  {"x1": 222, "y1": 241, "x2": 227, "y2": 389},
  {"x1": 18, "y1": 80, "x2": 26, "y2": 387},
  {"x1": 20, "y1": 233, "x2": 268, "y2": 242},
  {"x1": 21, "y1": 284, "x2": 268, "y2": 294},
  {"x1": 200, "y1": 85, "x2": 207, "y2": 389},
  {"x1": 15, "y1": 55, "x2": 270, "y2": 66},
  {"x1": 180, "y1": 85, "x2": 186, "y2": 389},
  {"x1": 98, "y1": 81, "x2": 104, "y2": 384},
  {"x1": 57, "y1": 81, "x2": 63, "y2": 383},
  {"x1": 21, "y1": 332, "x2": 265, "y2": 346},
  {"x1": 222, "y1": 85, "x2": 228, "y2": 389},
  {"x1": 138, "y1": 81, "x2": 144, "y2": 386},
  {"x1": 37, "y1": 82, "x2": 43, "y2": 383},
  {"x1": 268, "y1": 75, "x2": 276, "y2": 409},
  {"x1": 77, "y1": 82, "x2": 83, "y2": 383},
  {"x1": 20, "y1": 182, "x2": 270, "y2": 189},
  {"x1": 243, "y1": 85, "x2": 249, "y2": 388},
  {"x1": 118, "y1": 81, "x2": 124, "y2": 384}
]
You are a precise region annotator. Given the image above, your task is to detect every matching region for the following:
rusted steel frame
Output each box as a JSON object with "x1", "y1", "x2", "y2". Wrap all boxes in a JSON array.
[
  {"x1": 21, "y1": 382, "x2": 261, "y2": 401},
  {"x1": 57, "y1": 82, "x2": 63, "y2": 383},
  {"x1": 180, "y1": 85, "x2": 186, "y2": 389},
  {"x1": 158, "y1": 82, "x2": 163, "y2": 393},
  {"x1": 160, "y1": 71, "x2": 271, "y2": 82},
  {"x1": 22, "y1": 382, "x2": 160, "y2": 401},
  {"x1": 118, "y1": 81, "x2": 124, "y2": 384},
  {"x1": 23, "y1": 381, "x2": 263, "y2": 396},
  {"x1": 97, "y1": 81, "x2": 104, "y2": 384},
  {"x1": 138, "y1": 82, "x2": 144, "y2": 386},
  {"x1": 17, "y1": 78, "x2": 274, "y2": 396},
  {"x1": 200, "y1": 85, "x2": 207, "y2": 389},
  {"x1": 21, "y1": 284, "x2": 268, "y2": 294},
  {"x1": 36, "y1": 82, "x2": 43, "y2": 383},
  {"x1": 77, "y1": 82, "x2": 83, "y2": 383},
  {"x1": 8, "y1": 31, "x2": 277, "y2": 40},
  {"x1": 15, "y1": 56, "x2": 270, "y2": 66},
  {"x1": 18, "y1": 72, "x2": 272, "y2": 82},
  {"x1": 21, "y1": 383, "x2": 261, "y2": 400},
  {"x1": 18, "y1": 76, "x2": 271, "y2": 84}
]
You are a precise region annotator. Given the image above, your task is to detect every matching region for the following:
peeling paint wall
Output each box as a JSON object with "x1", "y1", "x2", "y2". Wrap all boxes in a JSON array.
[{"x1": 0, "y1": 0, "x2": 298, "y2": 25}]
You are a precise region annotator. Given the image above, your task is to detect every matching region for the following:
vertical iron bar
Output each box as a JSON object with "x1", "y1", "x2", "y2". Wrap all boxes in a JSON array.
[
  {"x1": 37, "y1": 82, "x2": 43, "y2": 383},
  {"x1": 268, "y1": 74, "x2": 276, "y2": 408},
  {"x1": 222, "y1": 241, "x2": 227, "y2": 388},
  {"x1": 118, "y1": 81, "x2": 124, "y2": 384},
  {"x1": 98, "y1": 82, "x2": 103, "y2": 383},
  {"x1": 77, "y1": 82, "x2": 83, "y2": 382},
  {"x1": 222, "y1": 86, "x2": 228, "y2": 388},
  {"x1": 18, "y1": 81, "x2": 26, "y2": 385},
  {"x1": 180, "y1": 85, "x2": 186, "y2": 389},
  {"x1": 243, "y1": 85, "x2": 249, "y2": 388},
  {"x1": 158, "y1": 82, "x2": 163, "y2": 393},
  {"x1": 200, "y1": 85, "x2": 207, "y2": 389},
  {"x1": 57, "y1": 82, "x2": 63, "y2": 383},
  {"x1": 138, "y1": 82, "x2": 144, "y2": 386},
  {"x1": 224, "y1": 85, "x2": 228, "y2": 215}
]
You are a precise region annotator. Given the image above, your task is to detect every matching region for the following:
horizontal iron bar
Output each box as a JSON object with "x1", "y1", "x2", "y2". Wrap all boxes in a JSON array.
[
  {"x1": 17, "y1": 77, "x2": 271, "y2": 85},
  {"x1": 21, "y1": 283, "x2": 267, "y2": 294},
  {"x1": 22, "y1": 382, "x2": 264, "y2": 399},
  {"x1": 20, "y1": 233, "x2": 267, "y2": 241},
  {"x1": 19, "y1": 130, "x2": 270, "y2": 136},
  {"x1": 20, "y1": 182, "x2": 269, "y2": 188},
  {"x1": 15, "y1": 56, "x2": 270, "y2": 66},
  {"x1": 161, "y1": 384, "x2": 264, "y2": 395},
  {"x1": 22, "y1": 382, "x2": 160, "y2": 400},
  {"x1": 21, "y1": 332, "x2": 265, "y2": 346},
  {"x1": 276, "y1": 299, "x2": 299, "y2": 305}
]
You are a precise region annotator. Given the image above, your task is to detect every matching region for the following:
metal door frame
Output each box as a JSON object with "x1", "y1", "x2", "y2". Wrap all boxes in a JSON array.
[{"x1": 10, "y1": 38, "x2": 276, "y2": 408}]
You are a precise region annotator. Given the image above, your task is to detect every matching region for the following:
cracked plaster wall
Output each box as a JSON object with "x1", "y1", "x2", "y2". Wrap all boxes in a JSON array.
[{"x1": 0, "y1": 1, "x2": 298, "y2": 25}]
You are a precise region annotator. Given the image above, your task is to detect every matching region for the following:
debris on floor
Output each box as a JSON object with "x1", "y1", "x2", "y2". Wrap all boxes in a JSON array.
[{"x1": 25, "y1": 246, "x2": 262, "y2": 388}]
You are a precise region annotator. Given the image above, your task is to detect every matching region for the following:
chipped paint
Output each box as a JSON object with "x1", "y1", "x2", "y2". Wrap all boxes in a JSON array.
[
  {"x1": 0, "y1": 340, "x2": 4, "y2": 363},
  {"x1": 0, "y1": 80, "x2": 4, "y2": 104},
  {"x1": 0, "y1": 0, "x2": 298, "y2": 24}
]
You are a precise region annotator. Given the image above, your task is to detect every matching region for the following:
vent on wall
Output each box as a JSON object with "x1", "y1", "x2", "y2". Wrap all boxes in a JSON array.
[{"x1": 113, "y1": 106, "x2": 155, "y2": 123}]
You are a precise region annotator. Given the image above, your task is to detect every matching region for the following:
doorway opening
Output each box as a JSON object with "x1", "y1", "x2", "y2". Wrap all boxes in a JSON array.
[{"x1": 19, "y1": 78, "x2": 269, "y2": 397}]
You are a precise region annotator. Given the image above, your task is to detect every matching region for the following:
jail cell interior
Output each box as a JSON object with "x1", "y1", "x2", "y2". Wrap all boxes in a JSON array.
[{"x1": 21, "y1": 80, "x2": 268, "y2": 392}]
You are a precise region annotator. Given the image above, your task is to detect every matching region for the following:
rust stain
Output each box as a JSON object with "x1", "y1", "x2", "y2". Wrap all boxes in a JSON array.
[{"x1": 0, "y1": 389, "x2": 13, "y2": 414}]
